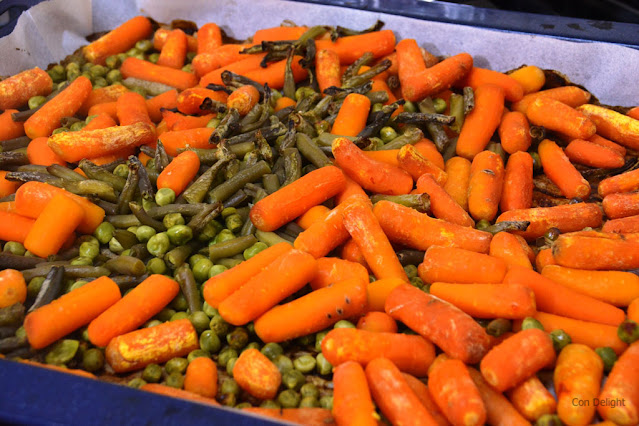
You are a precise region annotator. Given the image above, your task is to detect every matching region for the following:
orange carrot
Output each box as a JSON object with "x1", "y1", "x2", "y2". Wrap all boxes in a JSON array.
[
  {"x1": 316, "y1": 49, "x2": 341, "y2": 94},
  {"x1": 460, "y1": 67, "x2": 524, "y2": 102},
  {"x1": 48, "y1": 121, "x2": 156, "y2": 163},
  {"x1": 176, "y1": 87, "x2": 228, "y2": 116},
  {"x1": 24, "y1": 76, "x2": 92, "y2": 139},
  {"x1": 198, "y1": 53, "x2": 267, "y2": 87},
  {"x1": 116, "y1": 91, "x2": 153, "y2": 127},
  {"x1": 153, "y1": 28, "x2": 197, "y2": 53},
  {"x1": 597, "y1": 341, "x2": 639, "y2": 425},
  {"x1": 243, "y1": 56, "x2": 308, "y2": 89},
  {"x1": 499, "y1": 111, "x2": 532, "y2": 154},
  {"x1": 83, "y1": 113, "x2": 117, "y2": 131},
  {"x1": 444, "y1": 156, "x2": 472, "y2": 211},
  {"x1": 203, "y1": 242, "x2": 292, "y2": 308},
  {"x1": 83, "y1": 16, "x2": 152, "y2": 65},
  {"x1": 603, "y1": 191, "x2": 639, "y2": 219},
  {"x1": 157, "y1": 150, "x2": 200, "y2": 196},
  {"x1": 0, "y1": 171, "x2": 19, "y2": 199},
  {"x1": 526, "y1": 97, "x2": 596, "y2": 140},
  {"x1": 232, "y1": 348, "x2": 281, "y2": 400},
  {"x1": 361, "y1": 149, "x2": 402, "y2": 167},
  {"x1": 366, "y1": 277, "x2": 405, "y2": 312},
  {"x1": 24, "y1": 276, "x2": 121, "y2": 349},
  {"x1": 315, "y1": 30, "x2": 396, "y2": 65},
  {"x1": 105, "y1": 318, "x2": 198, "y2": 373},
  {"x1": 0, "y1": 67, "x2": 52, "y2": 110},
  {"x1": 170, "y1": 114, "x2": 215, "y2": 131},
  {"x1": 0, "y1": 211, "x2": 35, "y2": 244},
  {"x1": 15, "y1": 181, "x2": 105, "y2": 234},
  {"x1": 146, "y1": 89, "x2": 179, "y2": 123},
  {"x1": 401, "y1": 53, "x2": 473, "y2": 102},
  {"x1": 0, "y1": 269, "x2": 26, "y2": 309},
  {"x1": 294, "y1": 202, "x2": 353, "y2": 259},
  {"x1": 578, "y1": 103, "x2": 639, "y2": 150},
  {"x1": 508, "y1": 65, "x2": 546, "y2": 94},
  {"x1": 78, "y1": 84, "x2": 129, "y2": 117},
  {"x1": 603, "y1": 214, "x2": 639, "y2": 234},
  {"x1": 365, "y1": 357, "x2": 439, "y2": 426},
  {"x1": 226, "y1": 85, "x2": 260, "y2": 116},
  {"x1": 455, "y1": 84, "x2": 505, "y2": 159},
  {"x1": 218, "y1": 249, "x2": 317, "y2": 325},
  {"x1": 0, "y1": 109, "x2": 25, "y2": 140},
  {"x1": 396, "y1": 38, "x2": 427, "y2": 89},
  {"x1": 26, "y1": 136, "x2": 66, "y2": 167},
  {"x1": 429, "y1": 358, "x2": 487, "y2": 426},
  {"x1": 496, "y1": 203, "x2": 603, "y2": 241},
  {"x1": 141, "y1": 383, "x2": 219, "y2": 406},
  {"x1": 397, "y1": 144, "x2": 447, "y2": 184},
  {"x1": 250, "y1": 165, "x2": 345, "y2": 232},
  {"x1": 589, "y1": 133, "x2": 627, "y2": 156},
  {"x1": 401, "y1": 374, "x2": 450, "y2": 426},
  {"x1": 507, "y1": 375, "x2": 557, "y2": 422},
  {"x1": 415, "y1": 138, "x2": 445, "y2": 169},
  {"x1": 191, "y1": 45, "x2": 249, "y2": 77},
  {"x1": 480, "y1": 328, "x2": 555, "y2": 392},
  {"x1": 332, "y1": 361, "x2": 377, "y2": 426},
  {"x1": 419, "y1": 245, "x2": 507, "y2": 284},
  {"x1": 416, "y1": 173, "x2": 474, "y2": 227},
  {"x1": 552, "y1": 231, "x2": 639, "y2": 270},
  {"x1": 565, "y1": 138, "x2": 625, "y2": 169},
  {"x1": 385, "y1": 284, "x2": 494, "y2": 364},
  {"x1": 253, "y1": 25, "x2": 308, "y2": 43},
  {"x1": 274, "y1": 96, "x2": 296, "y2": 112},
  {"x1": 330, "y1": 93, "x2": 371, "y2": 136},
  {"x1": 501, "y1": 151, "x2": 533, "y2": 212},
  {"x1": 490, "y1": 231, "x2": 534, "y2": 270},
  {"x1": 158, "y1": 127, "x2": 214, "y2": 157},
  {"x1": 629, "y1": 106, "x2": 639, "y2": 120},
  {"x1": 599, "y1": 168, "x2": 639, "y2": 197},
  {"x1": 503, "y1": 266, "x2": 625, "y2": 326},
  {"x1": 120, "y1": 57, "x2": 198, "y2": 91},
  {"x1": 374, "y1": 200, "x2": 492, "y2": 253},
  {"x1": 357, "y1": 311, "x2": 397, "y2": 333},
  {"x1": 183, "y1": 357, "x2": 218, "y2": 399},
  {"x1": 87, "y1": 275, "x2": 179, "y2": 347},
  {"x1": 332, "y1": 137, "x2": 413, "y2": 195},
  {"x1": 197, "y1": 23, "x2": 222, "y2": 54},
  {"x1": 309, "y1": 257, "x2": 369, "y2": 290},
  {"x1": 296, "y1": 205, "x2": 330, "y2": 230},
  {"x1": 511, "y1": 86, "x2": 591, "y2": 114},
  {"x1": 335, "y1": 175, "x2": 368, "y2": 205},
  {"x1": 242, "y1": 408, "x2": 335, "y2": 426},
  {"x1": 0, "y1": 201, "x2": 16, "y2": 213},
  {"x1": 468, "y1": 150, "x2": 505, "y2": 221},
  {"x1": 87, "y1": 101, "x2": 118, "y2": 122},
  {"x1": 629, "y1": 298, "x2": 639, "y2": 323},
  {"x1": 254, "y1": 277, "x2": 367, "y2": 343},
  {"x1": 24, "y1": 193, "x2": 84, "y2": 258}
]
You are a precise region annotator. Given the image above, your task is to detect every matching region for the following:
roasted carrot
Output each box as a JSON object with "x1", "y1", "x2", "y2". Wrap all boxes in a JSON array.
[
  {"x1": 414, "y1": 138, "x2": 446, "y2": 169},
  {"x1": 116, "y1": 91, "x2": 153, "y2": 127},
  {"x1": 0, "y1": 171, "x2": 20, "y2": 199},
  {"x1": 599, "y1": 168, "x2": 639, "y2": 197},
  {"x1": 274, "y1": 96, "x2": 296, "y2": 112},
  {"x1": 508, "y1": 65, "x2": 546, "y2": 94},
  {"x1": 0, "y1": 201, "x2": 16, "y2": 213},
  {"x1": 315, "y1": 30, "x2": 396, "y2": 64},
  {"x1": 629, "y1": 107, "x2": 639, "y2": 120},
  {"x1": 552, "y1": 231, "x2": 639, "y2": 270},
  {"x1": 416, "y1": 173, "x2": 474, "y2": 227},
  {"x1": 357, "y1": 311, "x2": 397, "y2": 333},
  {"x1": 48, "y1": 121, "x2": 156, "y2": 162},
  {"x1": 603, "y1": 192, "x2": 639, "y2": 219},
  {"x1": 83, "y1": 16, "x2": 152, "y2": 64},
  {"x1": 335, "y1": 176, "x2": 369, "y2": 205},
  {"x1": 565, "y1": 139, "x2": 625, "y2": 169},
  {"x1": 24, "y1": 76, "x2": 92, "y2": 138},
  {"x1": 332, "y1": 361, "x2": 377, "y2": 426},
  {"x1": 0, "y1": 211, "x2": 35, "y2": 244},
  {"x1": 105, "y1": 318, "x2": 198, "y2": 373},
  {"x1": 203, "y1": 242, "x2": 292, "y2": 308},
  {"x1": 589, "y1": 133, "x2": 627, "y2": 156},
  {"x1": 507, "y1": 375, "x2": 557, "y2": 422},
  {"x1": 141, "y1": 384, "x2": 219, "y2": 406},
  {"x1": 24, "y1": 276, "x2": 121, "y2": 350},
  {"x1": 398, "y1": 144, "x2": 447, "y2": 184},
  {"x1": 597, "y1": 341, "x2": 639, "y2": 425},
  {"x1": 176, "y1": 87, "x2": 228, "y2": 116},
  {"x1": 578, "y1": 103, "x2": 639, "y2": 150},
  {"x1": 401, "y1": 52, "x2": 473, "y2": 102},
  {"x1": 365, "y1": 277, "x2": 405, "y2": 313},
  {"x1": 25, "y1": 137, "x2": 65, "y2": 167},
  {"x1": 499, "y1": 111, "x2": 532, "y2": 154},
  {"x1": 456, "y1": 84, "x2": 505, "y2": 159},
  {"x1": 153, "y1": 28, "x2": 197, "y2": 53},
  {"x1": 158, "y1": 127, "x2": 214, "y2": 157},
  {"x1": 0, "y1": 109, "x2": 25, "y2": 140},
  {"x1": 198, "y1": 53, "x2": 267, "y2": 87},
  {"x1": 511, "y1": 86, "x2": 591, "y2": 114},
  {"x1": 316, "y1": 49, "x2": 341, "y2": 94},
  {"x1": 468, "y1": 150, "x2": 505, "y2": 221},
  {"x1": 226, "y1": 85, "x2": 260, "y2": 116},
  {"x1": 87, "y1": 101, "x2": 118, "y2": 122},
  {"x1": 330, "y1": 93, "x2": 371, "y2": 136},
  {"x1": 78, "y1": 84, "x2": 129, "y2": 117},
  {"x1": 146, "y1": 89, "x2": 179, "y2": 123},
  {"x1": 243, "y1": 56, "x2": 308, "y2": 89},
  {"x1": 0, "y1": 270, "x2": 26, "y2": 309},
  {"x1": 87, "y1": 275, "x2": 179, "y2": 347},
  {"x1": 365, "y1": 357, "x2": 439, "y2": 426},
  {"x1": 429, "y1": 358, "x2": 487, "y2": 426},
  {"x1": 309, "y1": 257, "x2": 369, "y2": 290},
  {"x1": 374, "y1": 200, "x2": 492, "y2": 253},
  {"x1": 183, "y1": 357, "x2": 218, "y2": 399},
  {"x1": 296, "y1": 205, "x2": 331, "y2": 230},
  {"x1": 242, "y1": 408, "x2": 335, "y2": 426},
  {"x1": 629, "y1": 298, "x2": 639, "y2": 323},
  {"x1": 501, "y1": 151, "x2": 534, "y2": 212},
  {"x1": 157, "y1": 150, "x2": 200, "y2": 196},
  {"x1": 294, "y1": 201, "x2": 354, "y2": 259},
  {"x1": 526, "y1": 97, "x2": 596, "y2": 140},
  {"x1": 83, "y1": 113, "x2": 117, "y2": 131},
  {"x1": 332, "y1": 137, "x2": 413, "y2": 195},
  {"x1": 254, "y1": 277, "x2": 367, "y2": 343},
  {"x1": 461, "y1": 67, "x2": 524, "y2": 102},
  {"x1": 490, "y1": 231, "x2": 534, "y2": 270},
  {"x1": 218, "y1": 249, "x2": 317, "y2": 325},
  {"x1": 443, "y1": 156, "x2": 472, "y2": 211},
  {"x1": 385, "y1": 284, "x2": 494, "y2": 364},
  {"x1": 250, "y1": 165, "x2": 345, "y2": 232},
  {"x1": 400, "y1": 374, "x2": 450, "y2": 426},
  {"x1": 253, "y1": 25, "x2": 308, "y2": 43},
  {"x1": 197, "y1": 22, "x2": 222, "y2": 54},
  {"x1": 420, "y1": 245, "x2": 507, "y2": 284},
  {"x1": 120, "y1": 57, "x2": 198, "y2": 91},
  {"x1": 0, "y1": 67, "x2": 52, "y2": 110},
  {"x1": 603, "y1": 214, "x2": 639, "y2": 234},
  {"x1": 396, "y1": 38, "x2": 426, "y2": 82},
  {"x1": 233, "y1": 348, "x2": 281, "y2": 400},
  {"x1": 192, "y1": 45, "x2": 248, "y2": 77},
  {"x1": 24, "y1": 193, "x2": 84, "y2": 258},
  {"x1": 168, "y1": 114, "x2": 214, "y2": 131}
]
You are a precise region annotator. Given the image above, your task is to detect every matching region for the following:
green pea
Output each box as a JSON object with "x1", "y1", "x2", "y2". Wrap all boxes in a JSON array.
[
  {"x1": 79, "y1": 241, "x2": 99, "y2": 259},
  {"x1": 403, "y1": 100, "x2": 417, "y2": 113},
  {"x1": 535, "y1": 414, "x2": 562, "y2": 426},
  {"x1": 136, "y1": 225, "x2": 157, "y2": 243},
  {"x1": 319, "y1": 395, "x2": 333, "y2": 410},
  {"x1": 147, "y1": 232, "x2": 170, "y2": 257},
  {"x1": 315, "y1": 331, "x2": 328, "y2": 352},
  {"x1": 270, "y1": 89, "x2": 282, "y2": 103},
  {"x1": 165, "y1": 357, "x2": 188, "y2": 375},
  {"x1": 170, "y1": 311, "x2": 189, "y2": 321},
  {"x1": 81, "y1": 63, "x2": 93, "y2": 73},
  {"x1": 433, "y1": 97, "x2": 447, "y2": 113},
  {"x1": 135, "y1": 39, "x2": 153, "y2": 52},
  {"x1": 410, "y1": 276, "x2": 425, "y2": 289},
  {"x1": 68, "y1": 280, "x2": 89, "y2": 292},
  {"x1": 189, "y1": 311, "x2": 210, "y2": 334},
  {"x1": 186, "y1": 51, "x2": 197, "y2": 63},
  {"x1": 210, "y1": 314, "x2": 231, "y2": 336},
  {"x1": 226, "y1": 357, "x2": 238, "y2": 376},
  {"x1": 171, "y1": 292, "x2": 189, "y2": 312},
  {"x1": 300, "y1": 383, "x2": 319, "y2": 399},
  {"x1": 282, "y1": 369, "x2": 305, "y2": 390},
  {"x1": 108, "y1": 237, "x2": 125, "y2": 254},
  {"x1": 316, "y1": 353, "x2": 332, "y2": 375},
  {"x1": 28, "y1": 95, "x2": 47, "y2": 110},
  {"x1": 89, "y1": 65, "x2": 107, "y2": 79},
  {"x1": 142, "y1": 363, "x2": 162, "y2": 383},
  {"x1": 213, "y1": 229, "x2": 235, "y2": 244},
  {"x1": 156, "y1": 308, "x2": 176, "y2": 322},
  {"x1": 146, "y1": 257, "x2": 167, "y2": 275},
  {"x1": 126, "y1": 47, "x2": 142, "y2": 57},
  {"x1": 295, "y1": 86, "x2": 316, "y2": 101},
  {"x1": 550, "y1": 329, "x2": 572, "y2": 352},
  {"x1": 278, "y1": 389, "x2": 301, "y2": 408},
  {"x1": 226, "y1": 327, "x2": 249, "y2": 350},
  {"x1": 66, "y1": 61, "x2": 80, "y2": 72},
  {"x1": 142, "y1": 198, "x2": 157, "y2": 212},
  {"x1": 476, "y1": 219, "x2": 491, "y2": 231},
  {"x1": 69, "y1": 121, "x2": 86, "y2": 132},
  {"x1": 128, "y1": 377, "x2": 147, "y2": 389},
  {"x1": 595, "y1": 347, "x2": 617, "y2": 373},
  {"x1": 403, "y1": 264, "x2": 418, "y2": 279},
  {"x1": 94, "y1": 222, "x2": 115, "y2": 244},
  {"x1": 521, "y1": 317, "x2": 545, "y2": 331},
  {"x1": 163, "y1": 213, "x2": 185, "y2": 229},
  {"x1": 220, "y1": 393, "x2": 236, "y2": 406},
  {"x1": 244, "y1": 342, "x2": 260, "y2": 352},
  {"x1": 82, "y1": 348, "x2": 105, "y2": 372},
  {"x1": 293, "y1": 354, "x2": 316, "y2": 374},
  {"x1": 145, "y1": 319, "x2": 162, "y2": 328},
  {"x1": 273, "y1": 354, "x2": 294, "y2": 374},
  {"x1": 530, "y1": 151, "x2": 542, "y2": 173},
  {"x1": 198, "y1": 220, "x2": 224, "y2": 242},
  {"x1": 105, "y1": 69, "x2": 122, "y2": 85},
  {"x1": 27, "y1": 277, "x2": 45, "y2": 299},
  {"x1": 3, "y1": 241, "x2": 26, "y2": 256},
  {"x1": 47, "y1": 64, "x2": 65, "y2": 82},
  {"x1": 167, "y1": 224, "x2": 193, "y2": 246},
  {"x1": 617, "y1": 319, "x2": 639, "y2": 344},
  {"x1": 260, "y1": 400, "x2": 280, "y2": 409},
  {"x1": 70, "y1": 257, "x2": 93, "y2": 266},
  {"x1": 81, "y1": 71, "x2": 93, "y2": 82},
  {"x1": 299, "y1": 396, "x2": 319, "y2": 408},
  {"x1": 45, "y1": 339, "x2": 79, "y2": 365},
  {"x1": 155, "y1": 188, "x2": 176, "y2": 206},
  {"x1": 202, "y1": 302, "x2": 217, "y2": 318},
  {"x1": 200, "y1": 330, "x2": 222, "y2": 354},
  {"x1": 188, "y1": 349, "x2": 210, "y2": 363},
  {"x1": 243, "y1": 242, "x2": 268, "y2": 260},
  {"x1": 218, "y1": 347, "x2": 239, "y2": 368},
  {"x1": 235, "y1": 402, "x2": 252, "y2": 409},
  {"x1": 112, "y1": 164, "x2": 129, "y2": 179},
  {"x1": 261, "y1": 342, "x2": 284, "y2": 361},
  {"x1": 93, "y1": 77, "x2": 108, "y2": 88},
  {"x1": 181, "y1": 64, "x2": 193, "y2": 73},
  {"x1": 379, "y1": 126, "x2": 398, "y2": 143},
  {"x1": 105, "y1": 55, "x2": 120, "y2": 69},
  {"x1": 225, "y1": 214, "x2": 243, "y2": 233},
  {"x1": 67, "y1": 69, "x2": 81, "y2": 81},
  {"x1": 220, "y1": 378, "x2": 240, "y2": 396},
  {"x1": 208, "y1": 264, "x2": 227, "y2": 278},
  {"x1": 544, "y1": 227, "x2": 561, "y2": 244},
  {"x1": 333, "y1": 320, "x2": 355, "y2": 329},
  {"x1": 165, "y1": 371, "x2": 184, "y2": 389},
  {"x1": 371, "y1": 103, "x2": 384, "y2": 113},
  {"x1": 147, "y1": 53, "x2": 160, "y2": 64}
]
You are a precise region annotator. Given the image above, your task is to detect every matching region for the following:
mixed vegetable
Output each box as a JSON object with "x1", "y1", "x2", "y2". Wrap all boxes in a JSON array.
[{"x1": 1, "y1": 12, "x2": 639, "y2": 426}]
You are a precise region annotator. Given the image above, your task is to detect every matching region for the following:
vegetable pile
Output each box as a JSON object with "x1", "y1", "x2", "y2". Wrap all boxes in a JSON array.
[{"x1": 1, "y1": 13, "x2": 639, "y2": 426}]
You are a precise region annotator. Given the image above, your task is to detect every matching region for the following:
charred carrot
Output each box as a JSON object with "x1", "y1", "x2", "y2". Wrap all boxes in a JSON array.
[
  {"x1": 578, "y1": 103, "x2": 639, "y2": 150},
  {"x1": 0, "y1": 67, "x2": 52, "y2": 110},
  {"x1": 461, "y1": 67, "x2": 524, "y2": 102},
  {"x1": 503, "y1": 266, "x2": 625, "y2": 326},
  {"x1": 141, "y1": 384, "x2": 219, "y2": 406},
  {"x1": 83, "y1": 113, "x2": 117, "y2": 131},
  {"x1": 153, "y1": 28, "x2": 197, "y2": 53},
  {"x1": 0, "y1": 269, "x2": 26, "y2": 309},
  {"x1": 176, "y1": 87, "x2": 228, "y2": 116},
  {"x1": 501, "y1": 151, "x2": 534, "y2": 212},
  {"x1": 511, "y1": 86, "x2": 591, "y2": 114},
  {"x1": 158, "y1": 127, "x2": 214, "y2": 157},
  {"x1": 0, "y1": 109, "x2": 25, "y2": 140},
  {"x1": 603, "y1": 192, "x2": 639, "y2": 219},
  {"x1": 243, "y1": 56, "x2": 308, "y2": 89},
  {"x1": 250, "y1": 165, "x2": 345, "y2": 232},
  {"x1": 309, "y1": 257, "x2": 369, "y2": 290},
  {"x1": 233, "y1": 348, "x2": 281, "y2": 400},
  {"x1": 24, "y1": 276, "x2": 121, "y2": 350},
  {"x1": 184, "y1": 357, "x2": 218, "y2": 399},
  {"x1": 480, "y1": 328, "x2": 555, "y2": 392},
  {"x1": 157, "y1": 150, "x2": 200, "y2": 196},
  {"x1": 385, "y1": 284, "x2": 494, "y2": 364},
  {"x1": 330, "y1": 93, "x2": 371, "y2": 136},
  {"x1": 83, "y1": 16, "x2": 152, "y2": 65},
  {"x1": 87, "y1": 275, "x2": 179, "y2": 348},
  {"x1": 226, "y1": 85, "x2": 260, "y2": 116},
  {"x1": 332, "y1": 137, "x2": 413, "y2": 195},
  {"x1": 552, "y1": 231, "x2": 639, "y2": 270},
  {"x1": 121, "y1": 57, "x2": 198, "y2": 91},
  {"x1": 565, "y1": 139, "x2": 625, "y2": 169},
  {"x1": 419, "y1": 246, "x2": 507, "y2": 284},
  {"x1": 105, "y1": 318, "x2": 198, "y2": 373},
  {"x1": 254, "y1": 277, "x2": 367, "y2": 343},
  {"x1": 468, "y1": 150, "x2": 505, "y2": 221},
  {"x1": 499, "y1": 111, "x2": 532, "y2": 154},
  {"x1": 507, "y1": 375, "x2": 557, "y2": 422},
  {"x1": 526, "y1": 97, "x2": 596, "y2": 140},
  {"x1": 316, "y1": 49, "x2": 341, "y2": 94},
  {"x1": 603, "y1": 214, "x2": 639, "y2": 234},
  {"x1": 146, "y1": 89, "x2": 179, "y2": 122},
  {"x1": 597, "y1": 341, "x2": 639, "y2": 425},
  {"x1": 24, "y1": 76, "x2": 92, "y2": 138},
  {"x1": 116, "y1": 91, "x2": 153, "y2": 127},
  {"x1": 398, "y1": 144, "x2": 447, "y2": 184},
  {"x1": 332, "y1": 361, "x2": 377, "y2": 426},
  {"x1": 444, "y1": 156, "x2": 472, "y2": 211},
  {"x1": 78, "y1": 84, "x2": 129, "y2": 117},
  {"x1": 508, "y1": 65, "x2": 546, "y2": 94},
  {"x1": 296, "y1": 205, "x2": 331, "y2": 230},
  {"x1": 242, "y1": 408, "x2": 334, "y2": 426},
  {"x1": 218, "y1": 249, "x2": 317, "y2": 325},
  {"x1": 197, "y1": 22, "x2": 222, "y2": 54},
  {"x1": 401, "y1": 53, "x2": 473, "y2": 102},
  {"x1": 357, "y1": 312, "x2": 397, "y2": 333},
  {"x1": 315, "y1": 30, "x2": 396, "y2": 64},
  {"x1": 203, "y1": 242, "x2": 292, "y2": 308},
  {"x1": 599, "y1": 168, "x2": 639, "y2": 197},
  {"x1": 48, "y1": 121, "x2": 156, "y2": 162},
  {"x1": 26, "y1": 137, "x2": 66, "y2": 167},
  {"x1": 416, "y1": 173, "x2": 474, "y2": 227}
]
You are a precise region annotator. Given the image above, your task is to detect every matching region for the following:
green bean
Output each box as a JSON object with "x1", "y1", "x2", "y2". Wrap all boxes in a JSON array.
[
  {"x1": 0, "y1": 252, "x2": 41, "y2": 270},
  {"x1": 0, "y1": 151, "x2": 29, "y2": 167},
  {"x1": 187, "y1": 202, "x2": 224, "y2": 234},
  {"x1": 47, "y1": 164, "x2": 86, "y2": 182},
  {"x1": 106, "y1": 214, "x2": 141, "y2": 229},
  {"x1": 283, "y1": 47, "x2": 297, "y2": 100},
  {"x1": 448, "y1": 93, "x2": 465, "y2": 133},
  {"x1": 128, "y1": 202, "x2": 166, "y2": 232},
  {"x1": 365, "y1": 90, "x2": 389, "y2": 105},
  {"x1": 255, "y1": 230, "x2": 293, "y2": 247},
  {"x1": 165, "y1": 243, "x2": 195, "y2": 270},
  {"x1": 208, "y1": 160, "x2": 271, "y2": 204},
  {"x1": 210, "y1": 108, "x2": 241, "y2": 144},
  {"x1": 342, "y1": 59, "x2": 391, "y2": 89},
  {"x1": 261, "y1": 173, "x2": 281, "y2": 195},
  {"x1": 226, "y1": 121, "x2": 287, "y2": 146},
  {"x1": 0, "y1": 325, "x2": 19, "y2": 339},
  {"x1": 103, "y1": 256, "x2": 146, "y2": 276},
  {"x1": 378, "y1": 126, "x2": 423, "y2": 151},
  {"x1": 371, "y1": 193, "x2": 430, "y2": 213},
  {"x1": 462, "y1": 86, "x2": 475, "y2": 115},
  {"x1": 295, "y1": 133, "x2": 330, "y2": 169},
  {"x1": 221, "y1": 70, "x2": 264, "y2": 96},
  {"x1": 183, "y1": 158, "x2": 231, "y2": 204},
  {"x1": 240, "y1": 89, "x2": 271, "y2": 133},
  {"x1": 174, "y1": 265, "x2": 202, "y2": 313},
  {"x1": 484, "y1": 220, "x2": 530, "y2": 235},
  {"x1": 0, "y1": 335, "x2": 28, "y2": 354},
  {"x1": 77, "y1": 160, "x2": 126, "y2": 191},
  {"x1": 22, "y1": 265, "x2": 109, "y2": 282},
  {"x1": 281, "y1": 148, "x2": 302, "y2": 187},
  {"x1": 28, "y1": 266, "x2": 65, "y2": 313},
  {"x1": 208, "y1": 235, "x2": 257, "y2": 261},
  {"x1": 65, "y1": 179, "x2": 117, "y2": 203},
  {"x1": 113, "y1": 229, "x2": 138, "y2": 250},
  {"x1": 0, "y1": 136, "x2": 31, "y2": 152},
  {"x1": 121, "y1": 77, "x2": 173, "y2": 96},
  {"x1": 417, "y1": 97, "x2": 449, "y2": 152},
  {"x1": 3, "y1": 171, "x2": 63, "y2": 186},
  {"x1": 145, "y1": 203, "x2": 207, "y2": 219},
  {"x1": 112, "y1": 274, "x2": 147, "y2": 291},
  {"x1": 0, "y1": 303, "x2": 25, "y2": 327},
  {"x1": 487, "y1": 141, "x2": 507, "y2": 165}
]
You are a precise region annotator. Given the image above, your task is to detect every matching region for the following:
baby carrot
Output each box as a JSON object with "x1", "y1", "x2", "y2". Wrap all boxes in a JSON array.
[
  {"x1": 157, "y1": 150, "x2": 200, "y2": 196},
  {"x1": 397, "y1": 144, "x2": 448, "y2": 184},
  {"x1": 293, "y1": 201, "x2": 353, "y2": 259},
  {"x1": 456, "y1": 84, "x2": 505, "y2": 159},
  {"x1": 599, "y1": 168, "x2": 639, "y2": 197},
  {"x1": 233, "y1": 348, "x2": 281, "y2": 400},
  {"x1": 168, "y1": 114, "x2": 214, "y2": 131},
  {"x1": 321, "y1": 327, "x2": 436, "y2": 377},
  {"x1": 504, "y1": 266, "x2": 625, "y2": 326},
  {"x1": 78, "y1": 84, "x2": 129, "y2": 117},
  {"x1": 203, "y1": 242, "x2": 292, "y2": 308},
  {"x1": 314, "y1": 30, "x2": 396, "y2": 64},
  {"x1": 197, "y1": 23, "x2": 222, "y2": 54},
  {"x1": 357, "y1": 312, "x2": 397, "y2": 334},
  {"x1": 396, "y1": 39, "x2": 426, "y2": 83},
  {"x1": 242, "y1": 408, "x2": 334, "y2": 426},
  {"x1": 141, "y1": 384, "x2": 219, "y2": 406},
  {"x1": 365, "y1": 358, "x2": 439, "y2": 426},
  {"x1": 385, "y1": 284, "x2": 494, "y2": 364},
  {"x1": 253, "y1": 25, "x2": 308, "y2": 43},
  {"x1": 420, "y1": 246, "x2": 507, "y2": 284},
  {"x1": 218, "y1": 249, "x2": 317, "y2": 325},
  {"x1": 461, "y1": 66, "x2": 525, "y2": 102},
  {"x1": 416, "y1": 173, "x2": 474, "y2": 227},
  {"x1": 158, "y1": 127, "x2": 214, "y2": 157},
  {"x1": 415, "y1": 138, "x2": 446, "y2": 169},
  {"x1": 629, "y1": 106, "x2": 639, "y2": 120},
  {"x1": 83, "y1": 16, "x2": 152, "y2": 65},
  {"x1": 401, "y1": 52, "x2": 473, "y2": 102},
  {"x1": 249, "y1": 165, "x2": 346, "y2": 232},
  {"x1": 565, "y1": 139, "x2": 625, "y2": 169},
  {"x1": 526, "y1": 97, "x2": 596, "y2": 140},
  {"x1": 0, "y1": 210, "x2": 33, "y2": 244},
  {"x1": 0, "y1": 67, "x2": 52, "y2": 110},
  {"x1": 501, "y1": 151, "x2": 534, "y2": 212},
  {"x1": 254, "y1": 277, "x2": 367, "y2": 343},
  {"x1": 25, "y1": 276, "x2": 121, "y2": 350},
  {"x1": 274, "y1": 96, "x2": 296, "y2": 112},
  {"x1": 468, "y1": 150, "x2": 505, "y2": 221},
  {"x1": 332, "y1": 137, "x2": 413, "y2": 195},
  {"x1": 552, "y1": 231, "x2": 639, "y2": 270},
  {"x1": 508, "y1": 65, "x2": 546, "y2": 94},
  {"x1": 116, "y1": 91, "x2": 153, "y2": 127},
  {"x1": 589, "y1": 133, "x2": 627, "y2": 156},
  {"x1": 499, "y1": 111, "x2": 532, "y2": 154},
  {"x1": 48, "y1": 121, "x2": 156, "y2": 162},
  {"x1": 87, "y1": 101, "x2": 118, "y2": 122},
  {"x1": 153, "y1": 28, "x2": 197, "y2": 53},
  {"x1": 597, "y1": 341, "x2": 639, "y2": 425},
  {"x1": 24, "y1": 193, "x2": 84, "y2": 258},
  {"x1": 309, "y1": 257, "x2": 369, "y2": 290},
  {"x1": 511, "y1": 86, "x2": 591, "y2": 114},
  {"x1": 0, "y1": 201, "x2": 16, "y2": 213},
  {"x1": 26, "y1": 137, "x2": 66, "y2": 167},
  {"x1": 629, "y1": 298, "x2": 639, "y2": 322},
  {"x1": 507, "y1": 375, "x2": 557, "y2": 422},
  {"x1": 296, "y1": 205, "x2": 331, "y2": 230},
  {"x1": 330, "y1": 93, "x2": 371, "y2": 136},
  {"x1": 578, "y1": 103, "x2": 639, "y2": 150},
  {"x1": 554, "y1": 344, "x2": 603, "y2": 426},
  {"x1": 340, "y1": 238, "x2": 369, "y2": 270},
  {"x1": 146, "y1": 89, "x2": 179, "y2": 122},
  {"x1": 82, "y1": 113, "x2": 117, "y2": 131},
  {"x1": 0, "y1": 269, "x2": 27, "y2": 309},
  {"x1": 496, "y1": 203, "x2": 603, "y2": 241},
  {"x1": 332, "y1": 361, "x2": 377, "y2": 426},
  {"x1": 198, "y1": 53, "x2": 267, "y2": 87},
  {"x1": 24, "y1": 76, "x2": 92, "y2": 139},
  {"x1": 374, "y1": 200, "x2": 493, "y2": 253},
  {"x1": 0, "y1": 171, "x2": 19, "y2": 199},
  {"x1": 121, "y1": 57, "x2": 198, "y2": 91},
  {"x1": 401, "y1": 374, "x2": 450, "y2": 426},
  {"x1": 243, "y1": 56, "x2": 308, "y2": 89},
  {"x1": 0, "y1": 109, "x2": 25, "y2": 140},
  {"x1": 177, "y1": 87, "x2": 228, "y2": 115},
  {"x1": 444, "y1": 156, "x2": 472, "y2": 211},
  {"x1": 87, "y1": 275, "x2": 180, "y2": 348},
  {"x1": 603, "y1": 214, "x2": 639, "y2": 234},
  {"x1": 429, "y1": 358, "x2": 487, "y2": 426},
  {"x1": 490, "y1": 231, "x2": 534, "y2": 270},
  {"x1": 105, "y1": 318, "x2": 198, "y2": 373},
  {"x1": 192, "y1": 46, "x2": 246, "y2": 77},
  {"x1": 603, "y1": 192, "x2": 639, "y2": 219},
  {"x1": 226, "y1": 85, "x2": 260, "y2": 116},
  {"x1": 480, "y1": 328, "x2": 555, "y2": 392},
  {"x1": 316, "y1": 49, "x2": 341, "y2": 94},
  {"x1": 184, "y1": 357, "x2": 218, "y2": 399},
  {"x1": 342, "y1": 197, "x2": 408, "y2": 281}
]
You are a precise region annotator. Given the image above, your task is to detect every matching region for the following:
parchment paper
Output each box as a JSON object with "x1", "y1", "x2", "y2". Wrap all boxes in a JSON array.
[{"x1": 0, "y1": 0, "x2": 637, "y2": 106}]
